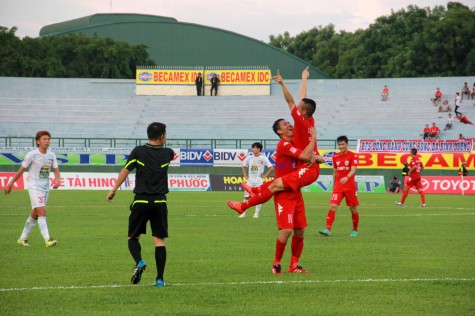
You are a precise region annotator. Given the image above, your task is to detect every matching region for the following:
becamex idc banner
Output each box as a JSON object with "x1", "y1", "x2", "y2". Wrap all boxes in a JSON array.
[{"x1": 1, "y1": 147, "x2": 473, "y2": 170}]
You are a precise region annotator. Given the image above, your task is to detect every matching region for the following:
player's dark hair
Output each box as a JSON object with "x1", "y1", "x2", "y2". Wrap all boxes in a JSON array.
[
  {"x1": 35, "y1": 130, "x2": 51, "y2": 147},
  {"x1": 272, "y1": 119, "x2": 285, "y2": 138},
  {"x1": 336, "y1": 135, "x2": 348, "y2": 143},
  {"x1": 302, "y1": 98, "x2": 316, "y2": 117},
  {"x1": 252, "y1": 142, "x2": 263, "y2": 151},
  {"x1": 411, "y1": 148, "x2": 417, "y2": 155},
  {"x1": 147, "y1": 122, "x2": 167, "y2": 140}
]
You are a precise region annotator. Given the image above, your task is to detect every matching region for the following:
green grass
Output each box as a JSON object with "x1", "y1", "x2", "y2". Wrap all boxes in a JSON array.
[{"x1": 1, "y1": 191, "x2": 474, "y2": 315}]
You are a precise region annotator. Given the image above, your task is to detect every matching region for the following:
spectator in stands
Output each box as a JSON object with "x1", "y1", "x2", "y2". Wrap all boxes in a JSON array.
[
  {"x1": 456, "y1": 114, "x2": 474, "y2": 126},
  {"x1": 459, "y1": 162, "x2": 468, "y2": 176},
  {"x1": 381, "y1": 85, "x2": 389, "y2": 101},
  {"x1": 210, "y1": 74, "x2": 220, "y2": 96},
  {"x1": 387, "y1": 176, "x2": 401, "y2": 193},
  {"x1": 459, "y1": 133, "x2": 465, "y2": 140},
  {"x1": 471, "y1": 82, "x2": 475, "y2": 100},
  {"x1": 461, "y1": 82, "x2": 470, "y2": 100},
  {"x1": 429, "y1": 122, "x2": 440, "y2": 140},
  {"x1": 444, "y1": 113, "x2": 453, "y2": 130},
  {"x1": 438, "y1": 100, "x2": 452, "y2": 112},
  {"x1": 195, "y1": 73, "x2": 203, "y2": 96},
  {"x1": 454, "y1": 92, "x2": 462, "y2": 116},
  {"x1": 432, "y1": 87, "x2": 443, "y2": 106},
  {"x1": 421, "y1": 124, "x2": 430, "y2": 140}
]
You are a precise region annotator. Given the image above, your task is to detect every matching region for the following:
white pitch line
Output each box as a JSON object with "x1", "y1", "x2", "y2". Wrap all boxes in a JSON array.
[{"x1": 1, "y1": 277, "x2": 473, "y2": 292}]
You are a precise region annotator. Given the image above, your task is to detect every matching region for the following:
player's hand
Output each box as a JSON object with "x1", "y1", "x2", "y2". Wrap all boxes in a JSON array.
[
  {"x1": 340, "y1": 177, "x2": 348, "y2": 184},
  {"x1": 4, "y1": 185, "x2": 12, "y2": 195},
  {"x1": 106, "y1": 190, "x2": 116, "y2": 202},
  {"x1": 302, "y1": 66, "x2": 309, "y2": 79},
  {"x1": 53, "y1": 178, "x2": 61, "y2": 189}
]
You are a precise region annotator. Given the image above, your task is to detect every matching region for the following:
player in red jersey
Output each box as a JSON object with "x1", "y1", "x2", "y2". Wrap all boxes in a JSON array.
[
  {"x1": 227, "y1": 67, "x2": 323, "y2": 214},
  {"x1": 319, "y1": 136, "x2": 360, "y2": 237},
  {"x1": 396, "y1": 148, "x2": 426, "y2": 207},
  {"x1": 271, "y1": 119, "x2": 314, "y2": 274}
]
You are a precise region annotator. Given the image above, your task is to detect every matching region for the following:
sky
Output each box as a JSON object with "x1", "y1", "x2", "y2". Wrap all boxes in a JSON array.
[{"x1": 1, "y1": 0, "x2": 473, "y2": 41}]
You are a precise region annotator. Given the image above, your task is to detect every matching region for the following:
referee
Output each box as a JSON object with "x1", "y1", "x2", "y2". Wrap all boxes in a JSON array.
[{"x1": 107, "y1": 122, "x2": 174, "y2": 287}]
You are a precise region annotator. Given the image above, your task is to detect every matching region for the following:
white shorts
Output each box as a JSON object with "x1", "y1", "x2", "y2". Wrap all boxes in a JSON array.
[
  {"x1": 28, "y1": 189, "x2": 49, "y2": 209},
  {"x1": 244, "y1": 178, "x2": 264, "y2": 198}
]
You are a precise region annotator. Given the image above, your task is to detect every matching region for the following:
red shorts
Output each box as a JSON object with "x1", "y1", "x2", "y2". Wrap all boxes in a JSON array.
[
  {"x1": 406, "y1": 177, "x2": 423, "y2": 189},
  {"x1": 274, "y1": 191, "x2": 307, "y2": 230},
  {"x1": 281, "y1": 164, "x2": 320, "y2": 192},
  {"x1": 330, "y1": 188, "x2": 359, "y2": 207}
]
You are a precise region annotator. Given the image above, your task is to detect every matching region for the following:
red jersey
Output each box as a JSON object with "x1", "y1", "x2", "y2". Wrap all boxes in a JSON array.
[
  {"x1": 430, "y1": 126, "x2": 440, "y2": 134},
  {"x1": 274, "y1": 139, "x2": 301, "y2": 179},
  {"x1": 291, "y1": 107, "x2": 320, "y2": 168},
  {"x1": 423, "y1": 127, "x2": 430, "y2": 134},
  {"x1": 435, "y1": 90, "x2": 442, "y2": 99},
  {"x1": 409, "y1": 156, "x2": 423, "y2": 180},
  {"x1": 332, "y1": 150, "x2": 358, "y2": 191}
]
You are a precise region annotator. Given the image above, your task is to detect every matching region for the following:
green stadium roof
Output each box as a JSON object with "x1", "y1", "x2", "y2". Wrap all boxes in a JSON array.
[{"x1": 40, "y1": 13, "x2": 331, "y2": 79}]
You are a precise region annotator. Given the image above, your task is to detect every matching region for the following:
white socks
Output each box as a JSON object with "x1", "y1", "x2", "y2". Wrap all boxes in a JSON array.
[
  {"x1": 37, "y1": 216, "x2": 51, "y2": 241},
  {"x1": 19, "y1": 216, "x2": 37, "y2": 241}
]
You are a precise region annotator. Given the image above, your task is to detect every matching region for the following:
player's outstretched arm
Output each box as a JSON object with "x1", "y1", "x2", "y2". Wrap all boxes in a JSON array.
[
  {"x1": 107, "y1": 168, "x2": 131, "y2": 201},
  {"x1": 299, "y1": 66, "x2": 309, "y2": 101},
  {"x1": 273, "y1": 69, "x2": 296, "y2": 113}
]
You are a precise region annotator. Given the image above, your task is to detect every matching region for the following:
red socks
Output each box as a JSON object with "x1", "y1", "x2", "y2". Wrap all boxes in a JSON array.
[
  {"x1": 401, "y1": 190, "x2": 409, "y2": 204},
  {"x1": 352, "y1": 212, "x2": 359, "y2": 231},
  {"x1": 290, "y1": 236, "x2": 304, "y2": 268},
  {"x1": 420, "y1": 192, "x2": 425, "y2": 204},
  {"x1": 326, "y1": 210, "x2": 336, "y2": 230},
  {"x1": 274, "y1": 239, "x2": 287, "y2": 264},
  {"x1": 242, "y1": 188, "x2": 273, "y2": 210}
]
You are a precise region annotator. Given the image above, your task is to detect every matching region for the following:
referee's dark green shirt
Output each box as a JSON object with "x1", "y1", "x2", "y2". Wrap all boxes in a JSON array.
[{"x1": 124, "y1": 144, "x2": 174, "y2": 195}]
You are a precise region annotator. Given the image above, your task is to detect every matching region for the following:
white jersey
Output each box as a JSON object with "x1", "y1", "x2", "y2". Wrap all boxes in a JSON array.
[
  {"x1": 242, "y1": 153, "x2": 273, "y2": 186},
  {"x1": 22, "y1": 148, "x2": 58, "y2": 191}
]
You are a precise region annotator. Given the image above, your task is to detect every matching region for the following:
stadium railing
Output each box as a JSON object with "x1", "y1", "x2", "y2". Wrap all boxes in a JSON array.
[{"x1": 0, "y1": 137, "x2": 354, "y2": 150}]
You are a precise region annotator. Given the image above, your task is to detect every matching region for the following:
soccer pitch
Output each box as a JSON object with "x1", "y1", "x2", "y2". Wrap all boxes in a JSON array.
[{"x1": 1, "y1": 191, "x2": 474, "y2": 315}]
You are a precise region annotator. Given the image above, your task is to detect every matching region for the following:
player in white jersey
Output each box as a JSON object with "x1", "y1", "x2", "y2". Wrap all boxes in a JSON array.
[
  {"x1": 239, "y1": 142, "x2": 274, "y2": 218},
  {"x1": 4, "y1": 130, "x2": 61, "y2": 247}
]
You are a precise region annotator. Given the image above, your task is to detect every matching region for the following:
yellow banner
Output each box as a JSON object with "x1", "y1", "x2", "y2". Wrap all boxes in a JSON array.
[
  {"x1": 204, "y1": 70, "x2": 271, "y2": 85},
  {"x1": 319, "y1": 150, "x2": 474, "y2": 170},
  {"x1": 136, "y1": 70, "x2": 201, "y2": 85}
]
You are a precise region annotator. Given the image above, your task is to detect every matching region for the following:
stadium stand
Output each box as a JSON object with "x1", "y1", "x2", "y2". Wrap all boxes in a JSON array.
[{"x1": 0, "y1": 76, "x2": 473, "y2": 145}]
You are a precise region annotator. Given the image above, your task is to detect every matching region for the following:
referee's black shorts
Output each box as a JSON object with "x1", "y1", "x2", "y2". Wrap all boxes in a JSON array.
[{"x1": 128, "y1": 194, "x2": 168, "y2": 239}]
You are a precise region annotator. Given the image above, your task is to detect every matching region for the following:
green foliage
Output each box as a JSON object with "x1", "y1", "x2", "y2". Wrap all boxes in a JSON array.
[
  {"x1": 269, "y1": 2, "x2": 475, "y2": 78},
  {"x1": 1, "y1": 191, "x2": 474, "y2": 315},
  {"x1": 0, "y1": 29, "x2": 155, "y2": 79}
]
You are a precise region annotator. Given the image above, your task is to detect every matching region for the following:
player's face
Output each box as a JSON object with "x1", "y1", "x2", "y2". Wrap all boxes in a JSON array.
[
  {"x1": 297, "y1": 101, "x2": 306, "y2": 115},
  {"x1": 251, "y1": 146, "x2": 261, "y2": 155},
  {"x1": 37, "y1": 135, "x2": 50, "y2": 149},
  {"x1": 337, "y1": 141, "x2": 348, "y2": 153},
  {"x1": 278, "y1": 120, "x2": 293, "y2": 138}
]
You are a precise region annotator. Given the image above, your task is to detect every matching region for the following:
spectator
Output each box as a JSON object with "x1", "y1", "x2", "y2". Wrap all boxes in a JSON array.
[
  {"x1": 461, "y1": 82, "x2": 470, "y2": 100},
  {"x1": 210, "y1": 74, "x2": 220, "y2": 96},
  {"x1": 387, "y1": 176, "x2": 401, "y2": 193},
  {"x1": 444, "y1": 113, "x2": 453, "y2": 130},
  {"x1": 438, "y1": 100, "x2": 452, "y2": 112},
  {"x1": 381, "y1": 85, "x2": 389, "y2": 101},
  {"x1": 456, "y1": 114, "x2": 474, "y2": 126},
  {"x1": 471, "y1": 82, "x2": 475, "y2": 100},
  {"x1": 421, "y1": 124, "x2": 430, "y2": 140},
  {"x1": 454, "y1": 92, "x2": 462, "y2": 116},
  {"x1": 459, "y1": 133, "x2": 465, "y2": 140},
  {"x1": 429, "y1": 122, "x2": 440, "y2": 140},
  {"x1": 432, "y1": 87, "x2": 443, "y2": 106},
  {"x1": 195, "y1": 73, "x2": 203, "y2": 96},
  {"x1": 459, "y1": 162, "x2": 468, "y2": 176}
]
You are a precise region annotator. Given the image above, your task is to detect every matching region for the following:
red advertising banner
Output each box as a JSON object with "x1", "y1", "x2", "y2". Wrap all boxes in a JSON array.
[
  {"x1": 408, "y1": 176, "x2": 475, "y2": 194},
  {"x1": 0, "y1": 172, "x2": 23, "y2": 190},
  {"x1": 357, "y1": 139, "x2": 474, "y2": 153}
]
